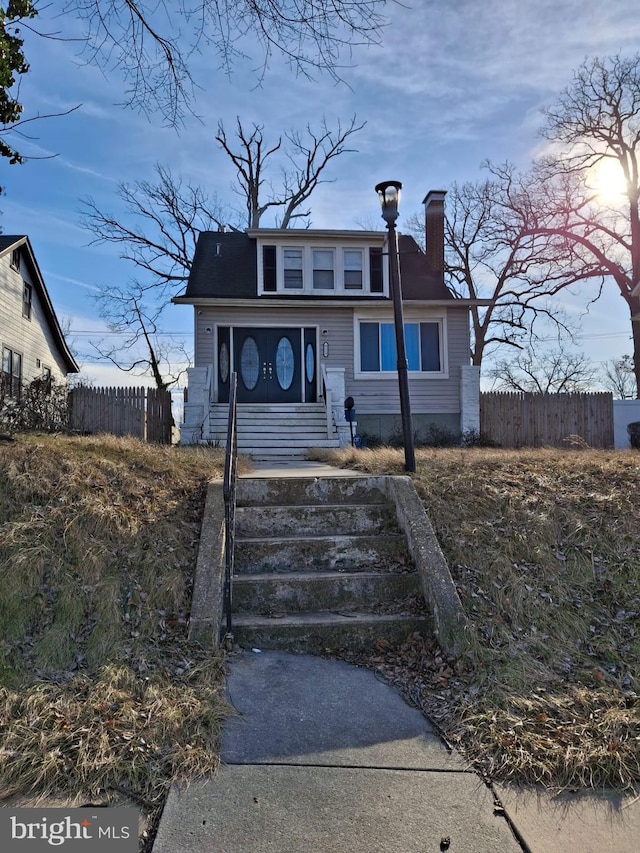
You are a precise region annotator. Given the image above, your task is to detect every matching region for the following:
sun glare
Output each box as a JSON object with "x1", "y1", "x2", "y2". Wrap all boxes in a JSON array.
[{"x1": 588, "y1": 158, "x2": 628, "y2": 205}]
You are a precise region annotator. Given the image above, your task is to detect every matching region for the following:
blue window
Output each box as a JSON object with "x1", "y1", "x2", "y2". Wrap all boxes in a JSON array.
[{"x1": 360, "y1": 322, "x2": 441, "y2": 372}]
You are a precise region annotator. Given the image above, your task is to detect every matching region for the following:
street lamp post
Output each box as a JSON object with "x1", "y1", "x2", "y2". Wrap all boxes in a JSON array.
[{"x1": 375, "y1": 180, "x2": 416, "y2": 473}]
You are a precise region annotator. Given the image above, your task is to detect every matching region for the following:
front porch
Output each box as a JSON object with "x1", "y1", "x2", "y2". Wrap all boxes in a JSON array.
[{"x1": 180, "y1": 366, "x2": 354, "y2": 458}]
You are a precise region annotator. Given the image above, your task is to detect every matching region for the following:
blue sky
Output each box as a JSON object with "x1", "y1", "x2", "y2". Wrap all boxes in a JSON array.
[{"x1": 2, "y1": 0, "x2": 639, "y2": 387}]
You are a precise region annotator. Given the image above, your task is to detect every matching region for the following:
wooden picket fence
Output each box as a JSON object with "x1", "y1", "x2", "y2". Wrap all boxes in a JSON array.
[
  {"x1": 480, "y1": 392, "x2": 614, "y2": 448},
  {"x1": 69, "y1": 386, "x2": 173, "y2": 444}
]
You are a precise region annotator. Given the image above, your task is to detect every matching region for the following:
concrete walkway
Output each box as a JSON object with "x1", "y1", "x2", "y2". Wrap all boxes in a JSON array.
[
  {"x1": 155, "y1": 461, "x2": 640, "y2": 852},
  {"x1": 152, "y1": 652, "x2": 522, "y2": 852},
  {"x1": 152, "y1": 651, "x2": 640, "y2": 853}
]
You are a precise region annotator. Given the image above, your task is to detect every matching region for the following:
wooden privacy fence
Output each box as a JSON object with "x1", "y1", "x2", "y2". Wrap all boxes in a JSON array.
[
  {"x1": 480, "y1": 392, "x2": 614, "y2": 448},
  {"x1": 69, "y1": 386, "x2": 173, "y2": 444}
]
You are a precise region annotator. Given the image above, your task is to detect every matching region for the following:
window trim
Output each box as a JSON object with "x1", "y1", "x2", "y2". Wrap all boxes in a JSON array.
[{"x1": 353, "y1": 314, "x2": 448, "y2": 379}]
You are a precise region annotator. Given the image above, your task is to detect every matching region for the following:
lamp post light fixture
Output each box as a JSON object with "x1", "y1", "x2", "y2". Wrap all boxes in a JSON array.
[{"x1": 375, "y1": 180, "x2": 416, "y2": 473}]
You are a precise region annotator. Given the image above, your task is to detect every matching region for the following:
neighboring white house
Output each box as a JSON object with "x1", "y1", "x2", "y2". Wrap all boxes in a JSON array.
[
  {"x1": 0, "y1": 236, "x2": 78, "y2": 397},
  {"x1": 175, "y1": 191, "x2": 483, "y2": 453}
]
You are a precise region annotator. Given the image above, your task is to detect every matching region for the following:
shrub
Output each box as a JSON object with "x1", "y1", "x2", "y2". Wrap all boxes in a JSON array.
[{"x1": 0, "y1": 377, "x2": 70, "y2": 434}]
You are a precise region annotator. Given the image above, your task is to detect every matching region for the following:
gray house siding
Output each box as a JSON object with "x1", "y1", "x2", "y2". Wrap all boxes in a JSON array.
[
  {"x1": 0, "y1": 249, "x2": 71, "y2": 386},
  {"x1": 195, "y1": 304, "x2": 353, "y2": 402},
  {"x1": 195, "y1": 303, "x2": 470, "y2": 441}
]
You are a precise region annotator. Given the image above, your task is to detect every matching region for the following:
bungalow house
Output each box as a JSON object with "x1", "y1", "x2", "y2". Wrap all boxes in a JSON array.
[
  {"x1": 0, "y1": 236, "x2": 79, "y2": 397},
  {"x1": 175, "y1": 191, "x2": 481, "y2": 456}
]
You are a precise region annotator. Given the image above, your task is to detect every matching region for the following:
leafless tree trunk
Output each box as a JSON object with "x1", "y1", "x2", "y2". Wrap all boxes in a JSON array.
[
  {"x1": 216, "y1": 115, "x2": 364, "y2": 228},
  {"x1": 93, "y1": 284, "x2": 189, "y2": 390}
]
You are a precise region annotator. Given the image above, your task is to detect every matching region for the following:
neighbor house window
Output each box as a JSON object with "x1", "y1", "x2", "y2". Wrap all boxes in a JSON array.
[
  {"x1": 312, "y1": 249, "x2": 334, "y2": 290},
  {"x1": 283, "y1": 248, "x2": 303, "y2": 289},
  {"x1": 1, "y1": 347, "x2": 22, "y2": 398},
  {"x1": 22, "y1": 282, "x2": 32, "y2": 320},
  {"x1": 359, "y1": 321, "x2": 441, "y2": 373},
  {"x1": 10, "y1": 248, "x2": 20, "y2": 271},
  {"x1": 343, "y1": 250, "x2": 363, "y2": 290}
]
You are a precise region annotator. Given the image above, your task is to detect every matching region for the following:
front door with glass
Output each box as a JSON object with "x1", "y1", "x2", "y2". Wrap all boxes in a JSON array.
[{"x1": 232, "y1": 327, "x2": 303, "y2": 403}]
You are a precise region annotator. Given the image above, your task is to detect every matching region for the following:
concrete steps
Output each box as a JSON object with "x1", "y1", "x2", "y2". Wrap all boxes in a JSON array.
[
  {"x1": 230, "y1": 476, "x2": 430, "y2": 653},
  {"x1": 208, "y1": 403, "x2": 340, "y2": 458}
]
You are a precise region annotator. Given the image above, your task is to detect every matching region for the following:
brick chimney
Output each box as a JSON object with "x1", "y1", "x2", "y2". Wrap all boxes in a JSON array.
[{"x1": 422, "y1": 190, "x2": 447, "y2": 274}]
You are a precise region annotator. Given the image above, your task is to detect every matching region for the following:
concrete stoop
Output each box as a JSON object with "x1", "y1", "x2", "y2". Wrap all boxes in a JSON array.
[
  {"x1": 207, "y1": 403, "x2": 340, "y2": 459},
  {"x1": 231, "y1": 476, "x2": 431, "y2": 653}
]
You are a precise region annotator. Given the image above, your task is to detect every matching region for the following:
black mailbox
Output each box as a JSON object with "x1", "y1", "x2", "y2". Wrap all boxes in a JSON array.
[
  {"x1": 344, "y1": 396, "x2": 355, "y2": 423},
  {"x1": 344, "y1": 397, "x2": 355, "y2": 446}
]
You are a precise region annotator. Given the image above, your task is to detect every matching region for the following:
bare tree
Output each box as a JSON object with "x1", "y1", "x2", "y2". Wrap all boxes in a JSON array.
[
  {"x1": 525, "y1": 54, "x2": 640, "y2": 396},
  {"x1": 406, "y1": 170, "x2": 600, "y2": 368},
  {"x1": 65, "y1": 0, "x2": 388, "y2": 125},
  {"x1": 602, "y1": 355, "x2": 636, "y2": 399},
  {"x1": 80, "y1": 116, "x2": 363, "y2": 387},
  {"x1": 215, "y1": 115, "x2": 365, "y2": 228},
  {"x1": 92, "y1": 284, "x2": 189, "y2": 390},
  {"x1": 489, "y1": 345, "x2": 598, "y2": 394},
  {"x1": 81, "y1": 164, "x2": 235, "y2": 289}
]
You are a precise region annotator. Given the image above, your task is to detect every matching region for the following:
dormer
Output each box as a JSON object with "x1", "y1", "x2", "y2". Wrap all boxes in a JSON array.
[{"x1": 248, "y1": 229, "x2": 388, "y2": 297}]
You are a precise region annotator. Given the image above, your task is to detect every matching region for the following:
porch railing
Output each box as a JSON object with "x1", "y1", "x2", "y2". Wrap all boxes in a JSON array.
[{"x1": 222, "y1": 371, "x2": 238, "y2": 647}]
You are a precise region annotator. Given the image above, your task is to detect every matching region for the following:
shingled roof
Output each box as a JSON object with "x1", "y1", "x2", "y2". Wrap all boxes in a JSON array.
[
  {"x1": 181, "y1": 230, "x2": 454, "y2": 301},
  {"x1": 184, "y1": 232, "x2": 257, "y2": 299}
]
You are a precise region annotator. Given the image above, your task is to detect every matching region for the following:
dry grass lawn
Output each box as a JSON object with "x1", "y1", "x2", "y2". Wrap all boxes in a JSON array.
[
  {"x1": 0, "y1": 434, "x2": 247, "y2": 847},
  {"x1": 1, "y1": 435, "x2": 638, "y2": 851},
  {"x1": 316, "y1": 445, "x2": 640, "y2": 792}
]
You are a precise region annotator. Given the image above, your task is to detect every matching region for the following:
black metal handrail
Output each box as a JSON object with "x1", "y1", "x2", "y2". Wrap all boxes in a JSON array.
[{"x1": 222, "y1": 371, "x2": 238, "y2": 647}]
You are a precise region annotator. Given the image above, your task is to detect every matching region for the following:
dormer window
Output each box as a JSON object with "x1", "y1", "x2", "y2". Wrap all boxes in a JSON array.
[
  {"x1": 343, "y1": 250, "x2": 363, "y2": 290},
  {"x1": 283, "y1": 248, "x2": 303, "y2": 289},
  {"x1": 259, "y1": 241, "x2": 387, "y2": 296},
  {"x1": 312, "y1": 250, "x2": 334, "y2": 290}
]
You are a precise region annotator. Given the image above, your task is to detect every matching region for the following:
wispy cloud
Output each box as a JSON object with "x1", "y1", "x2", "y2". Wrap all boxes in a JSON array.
[{"x1": 44, "y1": 272, "x2": 102, "y2": 293}]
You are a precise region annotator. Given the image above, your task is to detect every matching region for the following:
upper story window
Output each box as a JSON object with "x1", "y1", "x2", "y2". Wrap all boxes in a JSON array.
[
  {"x1": 260, "y1": 243, "x2": 385, "y2": 296},
  {"x1": 344, "y1": 250, "x2": 363, "y2": 290},
  {"x1": 22, "y1": 282, "x2": 32, "y2": 320},
  {"x1": 10, "y1": 248, "x2": 20, "y2": 271},
  {"x1": 312, "y1": 250, "x2": 334, "y2": 290},
  {"x1": 283, "y1": 248, "x2": 303, "y2": 289}
]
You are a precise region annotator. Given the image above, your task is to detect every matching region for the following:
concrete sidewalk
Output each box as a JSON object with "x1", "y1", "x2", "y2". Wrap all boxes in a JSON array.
[
  {"x1": 152, "y1": 651, "x2": 640, "y2": 852},
  {"x1": 152, "y1": 652, "x2": 523, "y2": 852}
]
